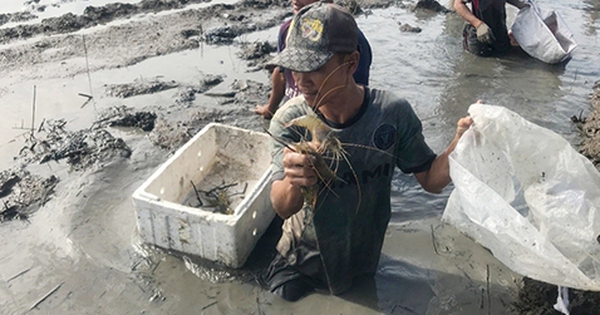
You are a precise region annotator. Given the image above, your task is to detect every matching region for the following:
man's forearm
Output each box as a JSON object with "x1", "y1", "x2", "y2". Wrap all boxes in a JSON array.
[
  {"x1": 454, "y1": 0, "x2": 483, "y2": 28},
  {"x1": 270, "y1": 177, "x2": 304, "y2": 220}
]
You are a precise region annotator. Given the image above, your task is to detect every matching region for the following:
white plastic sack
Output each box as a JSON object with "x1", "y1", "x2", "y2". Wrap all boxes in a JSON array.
[
  {"x1": 443, "y1": 104, "x2": 600, "y2": 291},
  {"x1": 510, "y1": 0, "x2": 577, "y2": 64}
]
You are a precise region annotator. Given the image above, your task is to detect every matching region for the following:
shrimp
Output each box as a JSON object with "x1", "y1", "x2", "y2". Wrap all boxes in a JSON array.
[{"x1": 286, "y1": 114, "x2": 354, "y2": 211}]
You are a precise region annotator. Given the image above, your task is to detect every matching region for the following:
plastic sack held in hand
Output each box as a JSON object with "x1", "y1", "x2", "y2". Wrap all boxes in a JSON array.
[
  {"x1": 443, "y1": 104, "x2": 600, "y2": 291},
  {"x1": 510, "y1": 0, "x2": 577, "y2": 64}
]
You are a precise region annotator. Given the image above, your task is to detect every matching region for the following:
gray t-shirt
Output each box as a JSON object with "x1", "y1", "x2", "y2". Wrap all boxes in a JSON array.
[{"x1": 269, "y1": 87, "x2": 436, "y2": 294}]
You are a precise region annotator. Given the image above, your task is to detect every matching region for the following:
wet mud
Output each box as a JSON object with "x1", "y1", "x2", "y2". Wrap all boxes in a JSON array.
[
  {"x1": 575, "y1": 80, "x2": 600, "y2": 170},
  {"x1": 0, "y1": 167, "x2": 58, "y2": 222},
  {"x1": 0, "y1": 0, "x2": 599, "y2": 313}
]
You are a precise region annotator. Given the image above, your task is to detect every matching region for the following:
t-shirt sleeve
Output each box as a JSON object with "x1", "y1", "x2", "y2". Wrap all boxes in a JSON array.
[{"x1": 393, "y1": 100, "x2": 436, "y2": 174}]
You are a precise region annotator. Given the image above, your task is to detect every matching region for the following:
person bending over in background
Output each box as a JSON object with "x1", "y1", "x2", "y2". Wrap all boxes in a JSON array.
[
  {"x1": 262, "y1": 2, "x2": 473, "y2": 301},
  {"x1": 254, "y1": 0, "x2": 372, "y2": 120},
  {"x1": 454, "y1": 0, "x2": 526, "y2": 56}
]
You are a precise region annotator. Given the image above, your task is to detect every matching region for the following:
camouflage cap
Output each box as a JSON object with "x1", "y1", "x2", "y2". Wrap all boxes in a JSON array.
[{"x1": 267, "y1": 2, "x2": 358, "y2": 73}]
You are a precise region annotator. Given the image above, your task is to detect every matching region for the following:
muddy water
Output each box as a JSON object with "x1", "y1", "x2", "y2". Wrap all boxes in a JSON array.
[{"x1": 1, "y1": 0, "x2": 599, "y2": 314}]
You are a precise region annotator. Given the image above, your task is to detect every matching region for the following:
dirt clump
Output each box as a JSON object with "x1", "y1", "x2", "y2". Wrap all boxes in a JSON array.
[
  {"x1": 96, "y1": 105, "x2": 158, "y2": 132},
  {"x1": 414, "y1": 0, "x2": 451, "y2": 13},
  {"x1": 237, "y1": 40, "x2": 277, "y2": 70},
  {"x1": 576, "y1": 80, "x2": 600, "y2": 170},
  {"x1": 17, "y1": 119, "x2": 132, "y2": 172},
  {"x1": 105, "y1": 78, "x2": 179, "y2": 98},
  {"x1": 0, "y1": 11, "x2": 37, "y2": 27},
  {"x1": 515, "y1": 277, "x2": 600, "y2": 315},
  {"x1": 0, "y1": 167, "x2": 58, "y2": 222}
]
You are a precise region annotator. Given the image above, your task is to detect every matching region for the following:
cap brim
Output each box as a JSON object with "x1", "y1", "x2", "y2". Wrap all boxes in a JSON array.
[{"x1": 265, "y1": 47, "x2": 335, "y2": 73}]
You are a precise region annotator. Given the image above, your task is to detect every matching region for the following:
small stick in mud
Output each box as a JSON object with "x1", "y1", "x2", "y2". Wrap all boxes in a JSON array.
[
  {"x1": 82, "y1": 35, "x2": 93, "y2": 96},
  {"x1": 31, "y1": 85, "x2": 36, "y2": 136},
  {"x1": 486, "y1": 264, "x2": 491, "y2": 315},
  {"x1": 256, "y1": 296, "x2": 265, "y2": 315},
  {"x1": 81, "y1": 35, "x2": 96, "y2": 110},
  {"x1": 29, "y1": 281, "x2": 64, "y2": 311},
  {"x1": 6, "y1": 267, "x2": 31, "y2": 282},
  {"x1": 430, "y1": 224, "x2": 439, "y2": 255},
  {"x1": 201, "y1": 301, "x2": 217, "y2": 311}
]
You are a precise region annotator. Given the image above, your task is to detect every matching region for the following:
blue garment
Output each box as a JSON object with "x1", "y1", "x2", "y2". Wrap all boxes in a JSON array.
[{"x1": 277, "y1": 18, "x2": 372, "y2": 99}]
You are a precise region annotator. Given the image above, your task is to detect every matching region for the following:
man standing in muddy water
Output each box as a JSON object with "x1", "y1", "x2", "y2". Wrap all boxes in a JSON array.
[
  {"x1": 454, "y1": 0, "x2": 526, "y2": 56},
  {"x1": 262, "y1": 2, "x2": 473, "y2": 301},
  {"x1": 253, "y1": 0, "x2": 372, "y2": 120}
]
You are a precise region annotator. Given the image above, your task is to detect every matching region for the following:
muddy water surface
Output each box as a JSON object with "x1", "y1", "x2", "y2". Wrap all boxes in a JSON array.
[{"x1": 1, "y1": 0, "x2": 599, "y2": 314}]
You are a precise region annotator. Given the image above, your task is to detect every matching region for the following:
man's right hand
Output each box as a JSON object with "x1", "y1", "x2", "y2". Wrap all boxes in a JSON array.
[
  {"x1": 282, "y1": 147, "x2": 318, "y2": 188},
  {"x1": 476, "y1": 23, "x2": 495, "y2": 44},
  {"x1": 254, "y1": 104, "x2": 274, "y2": 120}
]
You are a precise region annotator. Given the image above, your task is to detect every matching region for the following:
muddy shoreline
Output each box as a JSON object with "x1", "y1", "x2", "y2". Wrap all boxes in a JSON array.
[{"x1": 0, "y1": 0, "x2": 599, "y2": 313}]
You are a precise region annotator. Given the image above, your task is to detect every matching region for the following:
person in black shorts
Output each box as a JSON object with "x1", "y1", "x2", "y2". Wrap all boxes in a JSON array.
[{"x1": 454, "y1": 0, "x2": 526, "y2": 56}]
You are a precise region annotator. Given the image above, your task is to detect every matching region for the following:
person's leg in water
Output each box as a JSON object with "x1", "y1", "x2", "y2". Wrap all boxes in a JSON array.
[{"x1": 261, "y1": 253, "x2": 323, "y2": 302}]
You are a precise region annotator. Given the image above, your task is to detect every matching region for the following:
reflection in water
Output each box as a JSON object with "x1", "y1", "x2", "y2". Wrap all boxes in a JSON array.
[
  {"x1": 584, "y1": 0, "x2": 600, "y2": 36},
  {"x1": 334, "y1": 255, "x2": 437, "y2": 314},
  {"x1": 438, "y1": 10, "x2": 569, "y2": 136}
]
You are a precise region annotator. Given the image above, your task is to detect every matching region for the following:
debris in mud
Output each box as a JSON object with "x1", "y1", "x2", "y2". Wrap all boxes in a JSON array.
[
  {"x1": 188, "y1": 181, "x2": 248, "y2": 215},
  {"x1": 0, "y1": 12, "x2": 37, "y2": 27},
  {"x1": 575, "y1": 80, "x2": 600, "y2": 170},
  {"x1": 514, "y1": 277, "x2": 600, "y2": 315},
  {"x1": 181, "y1": 29, "x2": 201, "y2": 39},
  {"x1": 414, "y1": 0, "x2": 451, "y2": 13},
  {"x1": 335, "y1": 0, "x2": 363, "y2": 15},
  {"x1": 148, "y1": 113, "x2": 218, "y2": 151},
  {"x1": 399, "y1": 23, "x2": 422, "y2": 33},
  {"x1": 238, "y1": 40, "x2": 277, "y2": 71},
  {"x1": 0, "y1": 170, "x2": 21, "y2": 199},
  {"x1": 17, "y1": 119, "x2": 132, "y2": 171},
  {"x1": 0, "y1": 168, "x2": 58, "y2": 223},
  {"x1": 105, "y1": 78, "x2": 179, "y2": 98},
  {"x1": 202, "y1": 25, "x2": 242, "y2": 45},
  {"x1": 96, "y1": 105, "x2": 157, "y2": 132},
  {"x1": 237, "y1": 41, "x2": 276, "y2": 61},
  {"x1": 226, "y1": 79, "x2": 270, "y2": 105},
  {"x1": 174, "y1": 74, "x2": 225, "y2": 105}
]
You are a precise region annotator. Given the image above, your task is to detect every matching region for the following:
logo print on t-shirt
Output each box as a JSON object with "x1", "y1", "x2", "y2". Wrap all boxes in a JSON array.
[{"x1": 373, "y1": 124, "x2": 396, "y2": 150}]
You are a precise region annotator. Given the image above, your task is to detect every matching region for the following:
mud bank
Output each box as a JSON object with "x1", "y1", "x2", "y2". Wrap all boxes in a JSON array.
[{"x1": 576, "y1": 81, "x2": 600, "y2": 170}]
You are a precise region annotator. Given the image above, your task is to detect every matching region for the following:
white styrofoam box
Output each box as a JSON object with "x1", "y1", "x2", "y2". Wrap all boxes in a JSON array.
[{"x1": 132, "y1": 123, "x2": 275, "y2": 268}]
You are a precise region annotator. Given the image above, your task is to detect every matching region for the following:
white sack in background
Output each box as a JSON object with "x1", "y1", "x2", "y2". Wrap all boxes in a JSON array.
[
  {"x1": 443, "y1": 104, "x2": 600, "y2": 291},
  {"x1": 511, "y1": 0, "x2": 577, "y2": 64}
]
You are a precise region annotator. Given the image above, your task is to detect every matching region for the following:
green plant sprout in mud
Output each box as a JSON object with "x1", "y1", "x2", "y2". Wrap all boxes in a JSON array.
[{"x1": 189, "y1": 181, "x2": 248, "y2": 215}]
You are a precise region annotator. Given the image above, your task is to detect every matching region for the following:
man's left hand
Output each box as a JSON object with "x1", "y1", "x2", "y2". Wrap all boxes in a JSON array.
[{"x1": 456, "y1": 116, "x2": 474, "y2": 138}]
